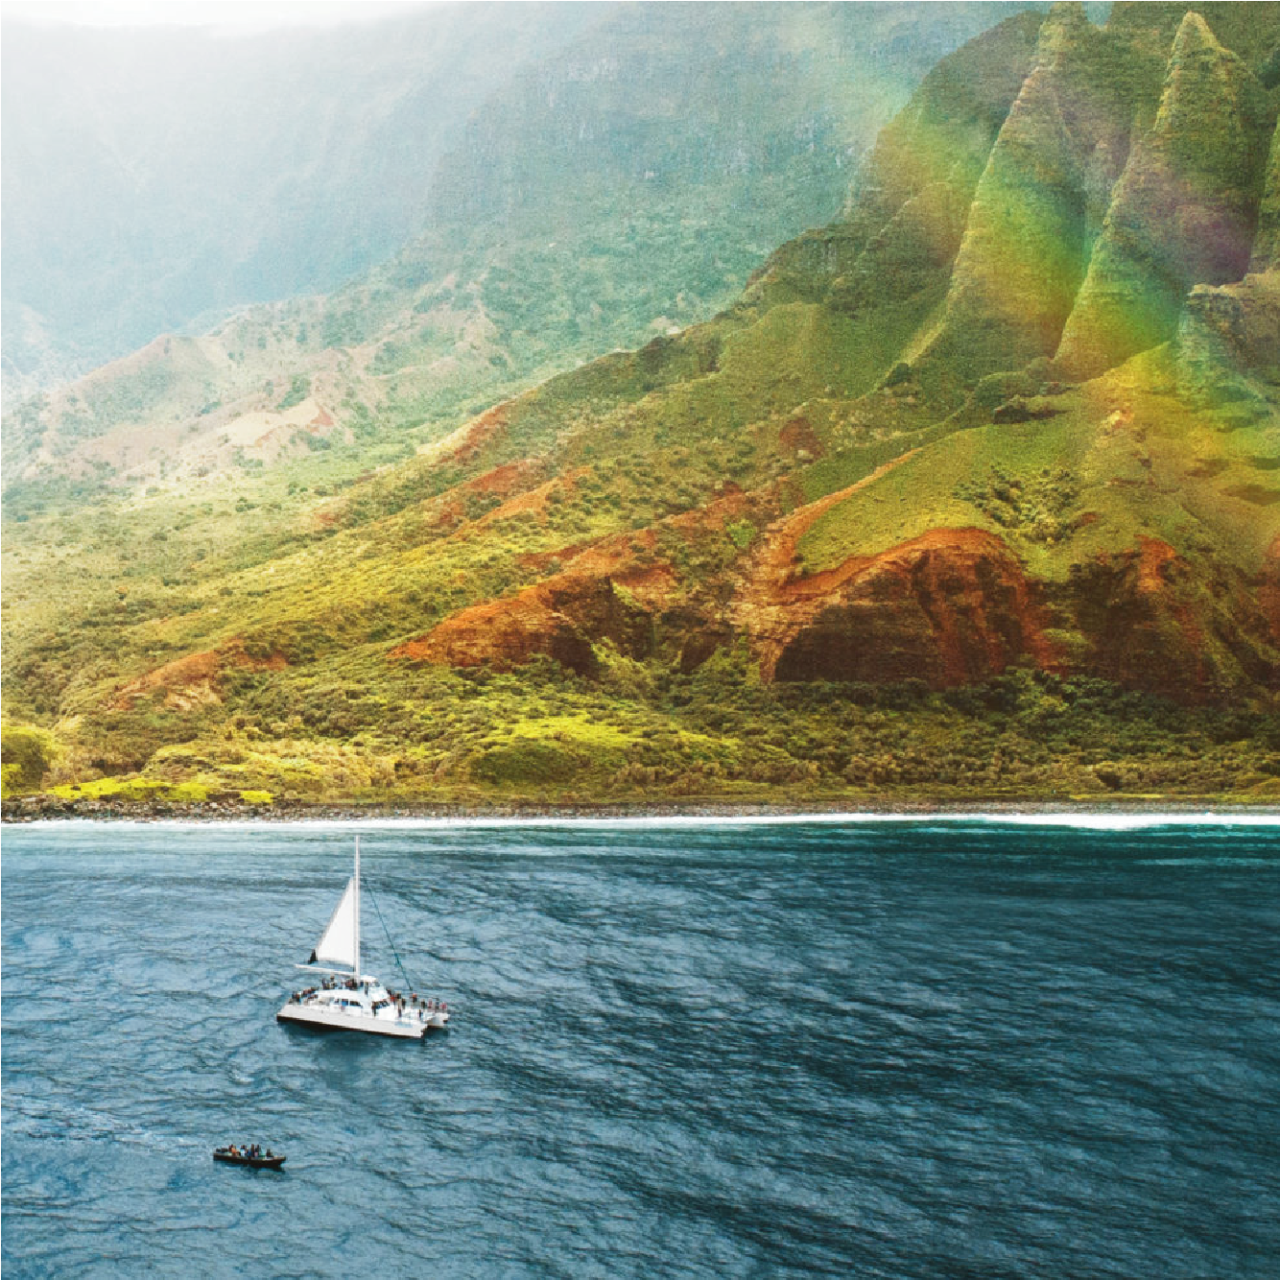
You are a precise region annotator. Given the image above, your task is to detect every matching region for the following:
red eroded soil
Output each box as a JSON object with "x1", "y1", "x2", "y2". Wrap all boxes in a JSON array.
[
  {"x1": 1067, "y1": 533, "x2": 1280, "y2": 700},
  {"x1": 111, "y1": 641, "x2": 286, "y2": 711},
  {"x1": 739, "y1": 526, "x2": 1056, "y2": 685},
  {"x1": 1132, "y1": 539, "x2": 1210, "y2": 683},
  {"x1": 1135, "y1": 536, "x2": 1179, "y2": 593},
  {"x1": 508, "y1": 484, "x2": 765, "y2": 609},
  {"x1": 389, "y1": 574, "x2": 653, "y2": 676},
  {"x1": 447, "y1": 404, "x2": 509, "y2": 466},
  {"x1": 512, "y1": 531, "x2": 677, "y2": 607},
  {"x1": 778, "y1": 416, "x2": 825, "y2": 458},
  {"x1": 467, "y1": 458, "x2": 543, "y2": 498},
  {"x1": 1263, "y1": 533, "x2": 1280, "y2": 645}
]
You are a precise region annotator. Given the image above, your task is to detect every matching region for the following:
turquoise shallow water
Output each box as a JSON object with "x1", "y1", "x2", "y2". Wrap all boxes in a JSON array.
[{"x1": 3, "y1": 816, "x2": 1278, "y2": 1278}]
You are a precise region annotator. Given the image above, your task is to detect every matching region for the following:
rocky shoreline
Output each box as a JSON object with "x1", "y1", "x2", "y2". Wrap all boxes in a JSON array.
[{"x1": 4, "y1": 794, "x2": 1276, "y2": 824}]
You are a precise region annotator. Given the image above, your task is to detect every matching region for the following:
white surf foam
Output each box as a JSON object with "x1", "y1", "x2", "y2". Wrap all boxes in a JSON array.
[{"x1": 12, "y1": 810, "x2": 1279, "y2": 833}]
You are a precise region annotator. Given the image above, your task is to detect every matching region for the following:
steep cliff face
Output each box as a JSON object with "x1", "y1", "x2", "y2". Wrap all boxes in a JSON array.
[
  {"x1": 1066, "y1": 538, "x2": 1280, "y2": 700},
  {"x1": 747, "y1": 527, "x2": 1057, "y2": 687},
  {"x1": 755, "y1": 528, "x2": 1280, "y2": 701},
  {"x1": 1176, "y1": 271, "x2": 1280, "y2": 413}
]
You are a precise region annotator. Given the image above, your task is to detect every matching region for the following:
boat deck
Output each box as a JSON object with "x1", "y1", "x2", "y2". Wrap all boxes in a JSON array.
[{"x1": 278, "y1": 979, "x2": 448, "y2": 1038}]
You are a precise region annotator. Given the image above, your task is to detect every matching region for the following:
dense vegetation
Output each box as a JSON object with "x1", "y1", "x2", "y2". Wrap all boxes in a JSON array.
[{"x1": 6, "y1": 661, "x2": 1277, "y2": 807}]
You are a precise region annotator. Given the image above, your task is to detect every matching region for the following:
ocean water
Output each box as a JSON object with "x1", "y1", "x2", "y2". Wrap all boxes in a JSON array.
[{"x1": 2, "y1": 816, "x2": 1278, "y2": 1279}]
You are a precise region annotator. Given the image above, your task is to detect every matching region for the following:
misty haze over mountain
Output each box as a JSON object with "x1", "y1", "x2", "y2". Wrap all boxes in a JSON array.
[{"x1": 4, "y1": 2, "x2": 1040, "y2": 403}]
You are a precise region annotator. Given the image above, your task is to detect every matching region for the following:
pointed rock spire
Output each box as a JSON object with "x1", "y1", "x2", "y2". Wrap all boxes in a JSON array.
[
  {"x1": 918, "y1": 61, "x2": 1087, "y2": 380},
  {"x1": 1035, "y1": 1, "x2": 1091, "y2": 69},
  {"x1": 1055, "y1": 10, "x2": 1273, "y2": 378},
  {"x1": 1107, "y1": 2, "x2": 1280, "y2": 72},
  {"x1": 1155, "y1": 10, "x2": 1266, "y2": 188},
  {"x1": 1170, "y1": 8, "x2": 1214, "y2": 52}
]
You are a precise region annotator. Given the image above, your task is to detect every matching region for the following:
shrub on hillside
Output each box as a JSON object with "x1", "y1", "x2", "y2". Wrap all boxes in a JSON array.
[{"x1": 1, "y1": 723, "x2": 58, "y2": 796}]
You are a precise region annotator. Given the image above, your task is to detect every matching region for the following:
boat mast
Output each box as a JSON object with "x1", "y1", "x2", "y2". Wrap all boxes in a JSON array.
[{"x1": 354, "y1": 835, "x2": 361, "y2": 981}]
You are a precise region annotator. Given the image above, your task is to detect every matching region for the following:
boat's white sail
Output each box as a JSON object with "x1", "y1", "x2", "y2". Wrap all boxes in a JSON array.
[{"x1": 310, "y1": 875, "x2": 358, "y2": 970}]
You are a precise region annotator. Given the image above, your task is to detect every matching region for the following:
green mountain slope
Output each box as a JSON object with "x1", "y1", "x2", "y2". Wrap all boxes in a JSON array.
[
  {"x1": 4, "y1": 3, "x2": 1279, "y2": 810},
  {"x1": 2, "y1": 3, "x2": 1034, "y2": 489}
]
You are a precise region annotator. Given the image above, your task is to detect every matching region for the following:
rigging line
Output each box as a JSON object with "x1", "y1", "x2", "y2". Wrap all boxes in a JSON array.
[{"x1": 364, "y1": 875, "x2": 416, "y2": 992}]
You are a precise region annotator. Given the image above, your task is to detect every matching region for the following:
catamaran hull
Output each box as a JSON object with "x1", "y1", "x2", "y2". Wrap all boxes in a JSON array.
[{"x1": 277, "y1": 1004, "x2": 429, "y2": 1039}]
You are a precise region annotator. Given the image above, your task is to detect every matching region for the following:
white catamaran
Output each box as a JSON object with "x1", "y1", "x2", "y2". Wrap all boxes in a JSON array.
[{"x1": 277, "y1": 837, "x2": 449, "y2": 1039}]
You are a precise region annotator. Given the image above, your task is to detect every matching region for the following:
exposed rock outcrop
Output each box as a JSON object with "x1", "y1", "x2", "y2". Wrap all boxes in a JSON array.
[
  {"x1": 389, "y1": 574, "x2": 653, "y2": 677},
  {"x1": 1176, "y1": 271, "x2": 1280, "y2": 413},
  {"x1": 758, "y1": 528, "x2": 1056, "y2": 686},
  {"x1": 1067, "y1": 537, "x2": 1280, "y2": 700}
]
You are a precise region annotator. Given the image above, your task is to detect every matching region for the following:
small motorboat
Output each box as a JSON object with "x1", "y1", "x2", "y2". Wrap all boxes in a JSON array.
[{"x1": 214, "y1": 1146, "x2": 286, "y2": 1170}]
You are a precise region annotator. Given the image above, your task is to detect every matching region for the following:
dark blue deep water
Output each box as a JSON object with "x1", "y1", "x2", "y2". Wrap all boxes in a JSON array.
[{"x1": 3, "y1": 816, "x2": 1279, "y2": 1278}]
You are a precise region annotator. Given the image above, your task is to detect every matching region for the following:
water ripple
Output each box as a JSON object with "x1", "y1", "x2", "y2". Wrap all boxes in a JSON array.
[{"x1": 3, "y1": 820, "x2": 1278, "y2": 1278}]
